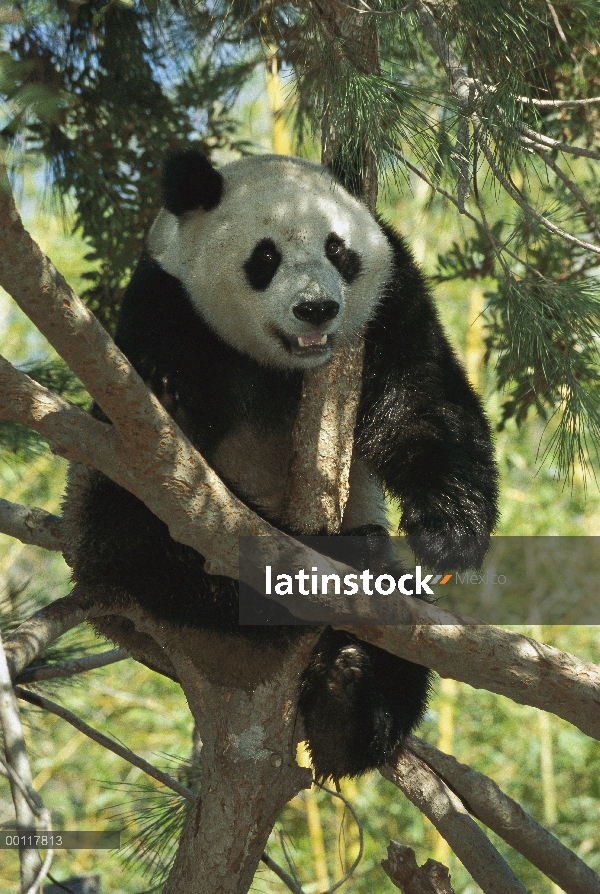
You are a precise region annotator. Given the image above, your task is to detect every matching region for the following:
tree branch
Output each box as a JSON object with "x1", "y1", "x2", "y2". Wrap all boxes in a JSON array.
[
  {"x1": 341, "y1": 621, "x2": 600, "y2": 741},
  {"x1": 283, "y1": 337, "x2": 365, "y2": 534},
  {"x1": 0, "y1": 498, "x2": 64, "y2": 552},
  {"x1": 531, "y1": 144, "x2": 600, "y2": 236},
  {"x1": 260, "y1": 853, "x2": 303, "y2": 894},
  {"x1": 0, "y1": 632, "x2": 47, "y2": 892},
  {"x1": 474, "y1": 121, "x2": 600, "y2": 255},
  {"x1": 3, "y1": 591, "x2": 112, "y2": 680},
  {"x1": 381, "y1": 750, "x2": 528, "y2": 894},
  {"x1": 407, "y1": 736, "x2": 600, "y2": 894},
  {"x1": 517, "y1": 125, "x2": 600, "y2": 162},
  {"x1": 518, "y1": 95, "x2": 600, "y2": 108}
]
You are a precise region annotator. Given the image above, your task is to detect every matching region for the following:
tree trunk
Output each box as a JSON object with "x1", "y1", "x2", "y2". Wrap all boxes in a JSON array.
[{"x1": 120, "y1": 607, "x2": 318, "y2": 893}]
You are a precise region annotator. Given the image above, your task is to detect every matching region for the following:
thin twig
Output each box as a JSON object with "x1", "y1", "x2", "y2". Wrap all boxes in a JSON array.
[
  {"x1": 14, "y1": 687, "x2": 196, "y2": 804},
  {"x1": 315, "y1": 783, "x2": 364, "y2": 893},
  {"x1": 0, "y1": 632, "x2": 45, "y2": 892},
  {"x1": 546, "y1": 0, "x2": 568, "y2": 46},
  {"x1": 520, "y1": 123, "x2": 600, "y2": 162},
  {"x1": 530, "y1": 144, "x2": 600, "y2": 234},
  {"x1": 323, "y1": 0, "x2": 417, "y2": 16},
  {"x1": 261, "y1": 853, "x2": 304, "y2": 894},
  {"x1": 0, "y1": 756, "x2": 45, "y2": 816},
  {"x1": 16, "y1": 649, "x2": 130, "y2": 685},
  {"x1": 22, "y1": 845, "x2": 54, "y2": 894},
  {"x1": 474, "y1": 120, "x2": 600, "y2": 255},
  {"x1": 415, "y1": 0, "x2": 471, "y2": 106},
  {"x1": 518, "y1": 95, "x2": 600, "y2": 108},
  {"x1": 398, "y1": 153, "x2": 547, "y2": 278}
]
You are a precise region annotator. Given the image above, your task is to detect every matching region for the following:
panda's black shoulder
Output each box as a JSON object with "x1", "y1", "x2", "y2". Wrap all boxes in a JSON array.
[
  {"x1": 365, "y1": 219, "x2": 447, "y2": 362},
  {"x1": 114, "y1": 249, "x2": 210, "y2": 379}
]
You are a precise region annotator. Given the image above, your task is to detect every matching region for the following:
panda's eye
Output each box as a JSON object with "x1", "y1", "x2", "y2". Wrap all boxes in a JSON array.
[
  {"x1": 325, "y1": 235, "x2": 344, "y2": 259},
  {"x1": 244, "y1": 238, "x2": 282, "y2": 291},
  {"x1": 325, "y1": 232, "x2": 362, "y2": 284}
]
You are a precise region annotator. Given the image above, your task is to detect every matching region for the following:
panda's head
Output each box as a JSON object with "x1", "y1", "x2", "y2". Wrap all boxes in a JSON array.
[{"x1": 148, "y1": 150, "x2": 393, "y2": 370}]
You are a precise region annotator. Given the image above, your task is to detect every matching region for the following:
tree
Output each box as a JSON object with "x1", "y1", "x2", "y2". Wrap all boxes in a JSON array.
[{"x1": 0, "y1": 1, "x2": 599, "y2": 892}]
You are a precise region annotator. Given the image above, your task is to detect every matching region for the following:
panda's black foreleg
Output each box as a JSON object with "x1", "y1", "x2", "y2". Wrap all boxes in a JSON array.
[{"x1": 298, "y1": 525, "x2": 431, "y2": 781}]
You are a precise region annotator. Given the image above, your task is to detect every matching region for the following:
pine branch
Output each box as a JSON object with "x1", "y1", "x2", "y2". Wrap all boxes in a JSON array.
[
  {"x1": 381, "y1": 750, "x2": 528, "y2": 894},
  {"x1": 519, "y1": 123, "x2": 600, "y2": 163},
  {"x1": 0, "y1": 355, "x2": 128, "y2": 476},
  {"x1": 473, "y1": 121, "x2": 600, "y2": 256},
  {"x1": 260, "y1": 853, "x2": 304, "y2": 894},
  {"x1": 3, "y1": 590, "x2": 112, "y2": 681},
  {"x1": 407, "y1": 736, "x2": 600, "y2": 894},
  {"x1": 530, "y1": 145, "x2": 600, "y2": 236},
  {"x1": 14, "y1": 686, "x2": 196, "y2": 803},
  {"x1": 518, "y1": 95, "x2": 600, "y2": 108},
  {"x1": 412, "y1": 0, "x2": 600, "y2": 263}
]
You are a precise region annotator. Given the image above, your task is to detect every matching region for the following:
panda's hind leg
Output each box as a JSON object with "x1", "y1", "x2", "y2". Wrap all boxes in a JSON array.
[
  {"x1": 298, "y1": 524, "x2": 431, "y2": 781},
  {"x1": 299, "y1": 628, "x2": 430, "y2": 781}
]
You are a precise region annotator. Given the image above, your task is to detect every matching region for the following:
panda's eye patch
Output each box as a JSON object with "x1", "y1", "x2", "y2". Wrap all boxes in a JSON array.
[
  {"x1": 244, "y1": 238, "x2": 282, "y2": 291},
  {"x1": 325, "y1": 233, "x2": 362, "y2": 284}
]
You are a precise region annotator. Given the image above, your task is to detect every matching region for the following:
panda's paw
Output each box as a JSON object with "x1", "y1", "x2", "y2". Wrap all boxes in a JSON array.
[
  {"x1": 406, "y1": 528, "x2": 490, "y2": 573},
  {"x1": 299, "y1": 629, "x2": 431, "y2": 781},
  {"x1": 331, "y1": 644, "x2": 366, "y2": 699}
]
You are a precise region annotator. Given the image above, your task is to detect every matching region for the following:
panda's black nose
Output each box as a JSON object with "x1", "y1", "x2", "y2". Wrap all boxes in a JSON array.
[{"x1": 293, "y1": 300, "x2": 340, "y2": 325}]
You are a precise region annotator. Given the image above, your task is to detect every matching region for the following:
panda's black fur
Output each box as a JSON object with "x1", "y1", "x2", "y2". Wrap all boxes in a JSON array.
[{"x1": 63, "y1": 150, "x2": 497, "y2": 781}]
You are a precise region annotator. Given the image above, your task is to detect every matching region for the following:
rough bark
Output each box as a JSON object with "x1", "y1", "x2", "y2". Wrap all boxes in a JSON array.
[
  {"x1": 282, "y1": 337, "x2": 365, "y2": 534},
  {"x1": 118, "y1": 605, "x2": 319, "y2": 894},
  {"x1": 382, "y1": 841, "x2": 455, "y2": 894},
  {"x1": 343, "y1": 621, "x2": 600, "y2": 741},
  {"x1": 282, "y1": 0, "x2": 379, "y2": 537},
  {"x1": 0, "y1": 633, "x2": 43, "y2": 891}
]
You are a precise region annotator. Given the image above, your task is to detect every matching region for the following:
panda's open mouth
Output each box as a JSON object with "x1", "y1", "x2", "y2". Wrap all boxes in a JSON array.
[{"x1": 278, "y1": 330, "x2": 332, "y2": 357}]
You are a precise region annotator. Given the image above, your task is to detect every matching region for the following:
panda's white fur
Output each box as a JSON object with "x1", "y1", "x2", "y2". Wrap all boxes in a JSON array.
[{"x1": 147, "y1": 155, "x2": 393, "y2": 370}]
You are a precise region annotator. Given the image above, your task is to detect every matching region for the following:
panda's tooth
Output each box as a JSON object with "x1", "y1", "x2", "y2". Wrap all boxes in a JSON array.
[{"x1": 298, "y1": 334, "x2": 328, "y2": 347}]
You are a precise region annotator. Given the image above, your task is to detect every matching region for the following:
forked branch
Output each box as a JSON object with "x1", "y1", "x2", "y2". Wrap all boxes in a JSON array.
[
  {"x1": 381, "y1": 750, "x2": 528, "y2": 894},
  {"x1": 407, "y1": 736, "x2": 600, "y2": 894}
]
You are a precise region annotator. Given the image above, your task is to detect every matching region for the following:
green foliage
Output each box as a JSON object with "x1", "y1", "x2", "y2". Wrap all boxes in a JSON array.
[
  {"x1": 1, "y1": 0, "x2": 256, "y2": 330},
  {"x1": 109, "y1": 777, "x2": 193, "y2": 886}
]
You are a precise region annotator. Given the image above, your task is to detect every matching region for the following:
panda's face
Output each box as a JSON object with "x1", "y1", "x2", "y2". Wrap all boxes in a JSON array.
[{"x1": 148, "y1": 155, "x2": 393, "y2": 370}]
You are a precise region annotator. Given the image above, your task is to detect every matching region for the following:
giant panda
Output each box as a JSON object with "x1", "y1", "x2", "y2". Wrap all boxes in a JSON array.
[{"x1": 62, "y1": 149, "x2": 498, "y2": 781}]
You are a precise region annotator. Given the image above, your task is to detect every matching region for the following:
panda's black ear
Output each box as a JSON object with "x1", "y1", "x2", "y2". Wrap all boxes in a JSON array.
[{"x1": 162, "y1": 148, "x2": 224, "y2": 216}]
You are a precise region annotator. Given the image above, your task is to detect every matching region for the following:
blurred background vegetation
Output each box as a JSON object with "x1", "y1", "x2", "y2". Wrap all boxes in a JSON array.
[{"x1": 1, "y1": 0, "x2": 599, "y2": 891}]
